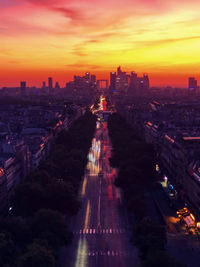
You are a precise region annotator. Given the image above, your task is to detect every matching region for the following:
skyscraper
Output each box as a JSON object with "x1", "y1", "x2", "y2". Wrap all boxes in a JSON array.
[
  {"x1": 91, "y1": 75, "x2": 96, "y2": 85},
  {"x1": 110, "y1": 72, "x2": 116, "y2": 92},
  {"x1": 138, "y1": 74, "x2": 149, "y2": 95},
  {"x1": 20, "y1": 81, "x2": 26, "y2": 96},
  {"x1": 117, "y1": 66, "x2": 122, "y2": 76},
  {"x1": 188, "y1": 77, "x2": 197, "y2": 90},
  {"x1": 48, "y1": 77, "x2": 53, "y2": 90},
  {"x1": 85, "y1": 72, "x2": 90, "y2": 83},
  {"x1": 129, "y1": 71, "x2": 138, "y2": 95},
  {"x1": 55, "y1": 81, "x2": 60, "y2": 89},
  {"x1": 42, "y1": 81, "x2": 46, "y2": 89},
  {"x1": 115, "y1": 67, "x2": 128, "y2": 93}
]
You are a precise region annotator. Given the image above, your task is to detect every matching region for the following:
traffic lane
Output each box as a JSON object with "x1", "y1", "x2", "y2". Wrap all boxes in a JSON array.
[
  {"x1": 80, "y1": 176, "x2": 100, "y2": 229},
  {"x1": 60, "y1": 233, "x2": 137, "y2": 267},
  {"x1": 68, "y1": 230, "x2": 134, "y2": 267},
  {"x1": 64, "y1": 201, "x2": 91, "y2": 266},
  {"x1": 77, "y1": 180, "x2": 137, "y2": 264},
  {"x1": 88, "y1": 234, "x2": 138, "y2": 267},
  {"x1": 60, "y1": 191, "x2": 138, "y2": 265},
  {"x1": 60, "y1": 119, "x2": 139, "y2": 267},
  {"x1": 61, "y1": 200, "x2": 98, "y2": 265},
  {"x1": 100, "y1": 189, "x2": 131, "y2": 237},
  {"x1": 99, "y1": 177, "x2": 139, "y2": 267},
  {"x1": 86, "y1": 181, "x2": 99, "y2": 229},
  {"x1": 66, "y1": 208, "x2": 133, "y2": 266},
  {"x1": 99, "y1": 131, "x2": 138, "y2": 265},
  {"x1": 76, "y1": 225, "x2": 139, "y2": 267},
  {"x1": 98, "y1": 204, "x2": 139, "y2": 267},
  {"x1": 60, "y1": 173, "x2": 100, "y2": 267}
]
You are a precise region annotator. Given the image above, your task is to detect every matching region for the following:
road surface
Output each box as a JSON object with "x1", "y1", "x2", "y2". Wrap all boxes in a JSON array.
[{"x1": 59, "y1": 119, "x2": 139, "y2": 267}]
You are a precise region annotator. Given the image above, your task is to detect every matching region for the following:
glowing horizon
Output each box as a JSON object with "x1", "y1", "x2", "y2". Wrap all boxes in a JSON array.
[{"x1": 1, "y1": 0, "x2": 200, "y2": 87}]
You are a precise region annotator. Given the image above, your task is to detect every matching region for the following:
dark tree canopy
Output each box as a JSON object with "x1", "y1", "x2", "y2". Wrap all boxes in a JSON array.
[
  {"x1": 2, "y1": 111, "x2": 96, "y2": 266},
  {"x1": 17, "y1": 243, "x2": 55, "y2": 267}
]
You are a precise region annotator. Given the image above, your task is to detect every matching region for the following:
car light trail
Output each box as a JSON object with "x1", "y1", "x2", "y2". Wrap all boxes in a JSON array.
[
  {"x1": 81, "y1": 177, "x2": 87, "y2": 197},
  {"x1": 84, "y1": 200, "x2": 91, "y2": 230}
]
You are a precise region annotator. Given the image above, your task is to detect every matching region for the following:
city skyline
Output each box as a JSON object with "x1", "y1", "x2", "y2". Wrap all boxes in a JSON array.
[
  {"x1": 0, "y1": 69, "x2": 199, "y2": 90},
  {"x1": 1, "y1": 0, "x2": 200, "y2": 87}
]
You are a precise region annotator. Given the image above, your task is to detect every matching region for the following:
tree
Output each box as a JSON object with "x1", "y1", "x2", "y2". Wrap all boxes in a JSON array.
[
  {"x1": 29, "y1": 209, "x2": 72, "y2": 249},
  {"x1": 28, "y1": 167, "x2": 54, "y2": 185},
  {"x1": 12, "y1": 183, "x2": 45, "y2": 217},
  {"x1": 132, "y1": 219, "x2": 166, "y2": 259},
  {"x1": 126, "y1": 195, "x2": 147, "y2": 220},
  {"x1": 115, "y1": 164, "x2": 143, "y2": 189},
  {"x1": 64, "y1": 157, "x2": 84, "y2": 181},
  {"x1": 45, "y1": 181, "x2": 80, "y2": 215},
  {"x1": 0, "y1": 217, "x2": 30, "y2": 245},
  {"x1": 17, "y1": 242, "x2": 55, "y2": 267},
  {"x1": 142, "y1": 250, "x2": 187, "y2": 267},
  {"x1": 0, "y1": 232, "x2": 15, "y2": 266}
]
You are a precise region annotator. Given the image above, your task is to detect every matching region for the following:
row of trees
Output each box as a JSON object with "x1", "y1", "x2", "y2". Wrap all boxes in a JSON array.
[
  {"x1": 0, "y1": 111, "x2": 97, "y2": 267},
  {"x1": 108, "y1": 113, "x2": 186, "y2": 267},
  {"x1": 108, "y1": 113, "x2": 156, "y2": 220}
]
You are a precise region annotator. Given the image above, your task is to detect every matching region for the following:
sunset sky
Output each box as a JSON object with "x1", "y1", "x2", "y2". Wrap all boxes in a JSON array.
[{"x1": 1, "y1": 0, "x2": 200, "y2": 87}]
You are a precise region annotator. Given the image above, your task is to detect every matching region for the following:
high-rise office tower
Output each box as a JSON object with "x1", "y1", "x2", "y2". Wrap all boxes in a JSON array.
[
  {"x1": 42, "y1": 81, "x2": 46, "y2": 89},
  {"x1": 137, "y1": 74, "x2": 149, "y2": 95},
  {"x1": 117, "y1": 66, "x2": 122, "y2": 76},
  {"x1": 91, "y1": 75, "x2": 96, "y2": 84},
  {"x1": 48, "y1": 77, "x2": 53, "y2": 90},
  {"x1": 20, "y1": 81, "x2": 26, "y2": 96},
  {"x1": 143, "y1": 73, "x2": 150, "y2": 91},
  {"x1": 85, "y1": 72, "x2": 90, "y2": 83},
  {"x1": 129, "y1": 71, "x2": 138, "y2": 95},
  {"x1": 110, "y1": 72, "x2": 116, "y2": 92},
  {"x1": 116, "y1": 67, "x2": 128, "y2": 93},
  {"x1": 188, "y1": 77, "x2": 197, "y2": 90},
  {"x1": 55, "y1": 82, "x2": 60, "y2": 89}
]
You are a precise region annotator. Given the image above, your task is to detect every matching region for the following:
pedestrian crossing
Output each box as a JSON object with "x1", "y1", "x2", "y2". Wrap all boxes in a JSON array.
[
  {"x1": 75, "y1": 250, "x2": 132, "y2": 257},
  {"x1": 73, "y1": 228, "x2": 128, "y2": 235}
]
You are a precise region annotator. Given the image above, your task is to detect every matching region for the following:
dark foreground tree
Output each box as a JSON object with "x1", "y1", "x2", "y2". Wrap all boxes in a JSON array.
[
  {"x1": 17, "y1": 242, "x2": 55, "y2": 267},
  {"x1": 12, "y1": 182, "x2": 45, "y2": 217},
  {"x1": 45, "y1": 181, "x2": 80, "y2": 215},
  {"x1": 29, "y1": 209, "x2": 72, "y2": 249},
  {"x1": 0, "y1": 217, "x2": 30, "y2": 245},
  {"x1": 132, "y1": 218, "x2": 166, "y2": 259},
  {"x1": 0, "y1": 232, "x2": 15, "y2": 266},
  {"x1": 142, "y1": 250, "x2": 187, "y2": 267}
]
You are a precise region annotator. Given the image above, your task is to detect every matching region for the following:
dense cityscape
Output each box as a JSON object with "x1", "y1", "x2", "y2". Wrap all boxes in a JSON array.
[
  {"x1": 1, "y1": 0, "x2": 200, "y2": 266},
  {"x1": 0, "y1": 67, "x2": 200, "y2": 266}
]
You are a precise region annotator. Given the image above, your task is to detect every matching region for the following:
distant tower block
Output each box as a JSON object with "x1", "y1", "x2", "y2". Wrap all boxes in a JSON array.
[
  {"x1": 42, "y1": 81, "x2": 46, "y2": 89},
  {"x1": 20, "y1": 81, "x2": 26, "y2": 96},
  {"x1": 91, "y1": 75, "x2": 96, "y2": 84},
  {"x1": 97, "y1": 80, "x2": 108, "y2": 90},
  {"x1": 55, "y1": 82, "x2": 60, "y2": 89},
  {"x1": 110, "y1": 72, "x2": 116, "y2": 92},
  {"x1": 188, "y1": 77, "x2": 197, "y2": 90},
  {"x1": 48, "y1": 77, "x2": 53, "y2": 89}
]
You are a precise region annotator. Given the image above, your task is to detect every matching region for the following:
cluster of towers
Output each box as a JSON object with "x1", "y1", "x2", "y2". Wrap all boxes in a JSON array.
[
  {"x1": 73, "y1": 72, "x2": 96, "y2": 89},
  {"x1": 110, "y1": 66, "x2": 149, "y2": 95},
  {"x1": 20, "y1": 77, "x2": 61, "y2": 96},
  {"x1": 19, "y1": 68, "x2": 150, "y2": 96}
]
